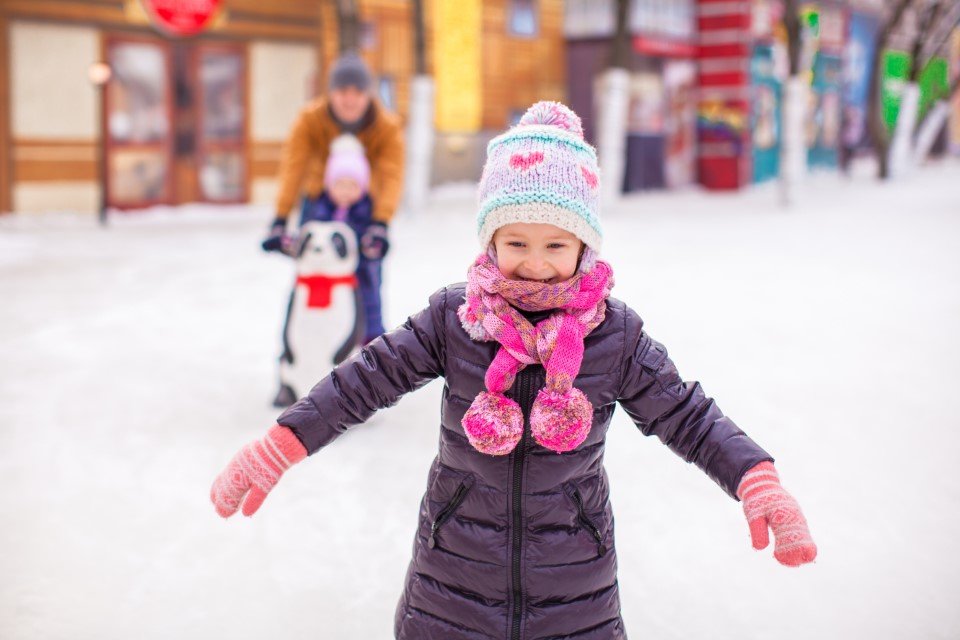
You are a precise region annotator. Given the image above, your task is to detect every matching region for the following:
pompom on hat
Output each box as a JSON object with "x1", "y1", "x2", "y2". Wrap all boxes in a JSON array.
[
  {"x1": 476, "y1": 101, "x2": 602, "y2": 253},
  {"x1": 324, "y1": 133, "x2": 371, "y2": 192}
]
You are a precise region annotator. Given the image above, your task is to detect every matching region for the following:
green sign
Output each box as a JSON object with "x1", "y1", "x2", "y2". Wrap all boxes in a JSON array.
[{"x1": 881, "y1": 50, "x2": 949, "y2": 131}]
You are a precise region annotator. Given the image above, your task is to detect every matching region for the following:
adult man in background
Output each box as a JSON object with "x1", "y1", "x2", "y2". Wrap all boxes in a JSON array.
[
  {"x1": 265, "y1": 53, "x2": 404, "y2": 342},
  {"x1": 264, "y1": 53, "x2": 404, "y2": 407}
]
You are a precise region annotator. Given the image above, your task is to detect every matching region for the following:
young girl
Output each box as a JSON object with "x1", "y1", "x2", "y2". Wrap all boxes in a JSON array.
[{"x1": 212, "y1": 102, "x2": 816, "y2": 639}]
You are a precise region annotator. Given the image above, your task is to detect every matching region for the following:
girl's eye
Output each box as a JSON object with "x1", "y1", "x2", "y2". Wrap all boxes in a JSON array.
[
  {"x1": 507, "y1": 241, "x2": 525, "y2": 248},
  {"x1": 547, "y1": 243, "x2": 567, "y2": 250}
]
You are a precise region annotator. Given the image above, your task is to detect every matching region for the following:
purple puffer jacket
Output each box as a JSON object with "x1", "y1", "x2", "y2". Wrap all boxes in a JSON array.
[{"x1": 277, "y1": 285, "x2": 772, "y2": 640}]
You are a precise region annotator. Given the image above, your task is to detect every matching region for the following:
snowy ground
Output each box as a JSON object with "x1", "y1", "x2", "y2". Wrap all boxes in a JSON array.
[{"x1": 2, "y1": 161, "x2": 959, "y2": 639}]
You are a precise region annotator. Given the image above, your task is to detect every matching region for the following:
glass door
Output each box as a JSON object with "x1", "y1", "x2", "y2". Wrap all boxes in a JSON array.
[
  {"x1": 195, "y1": 45, "x2": 247, "y2": 203},
  {"x1": 105, "y1": 37, "x2": 174, "y2": 208}
]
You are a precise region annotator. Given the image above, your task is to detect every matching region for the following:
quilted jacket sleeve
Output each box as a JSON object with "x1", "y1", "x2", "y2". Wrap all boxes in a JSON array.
[
  {"x1": 277, "y1": 287, "x2": 447, "y2": 453},
  {"x1": 616, "y1": 305, "x2": 772, "y2": 499}
]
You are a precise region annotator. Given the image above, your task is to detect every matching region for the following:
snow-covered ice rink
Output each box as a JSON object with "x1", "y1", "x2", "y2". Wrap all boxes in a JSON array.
[{"x1": 2, "y1": 162, "x2": 959, "y2": 639}]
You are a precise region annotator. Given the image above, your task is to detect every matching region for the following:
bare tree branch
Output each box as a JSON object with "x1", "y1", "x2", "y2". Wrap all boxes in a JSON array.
[
  {"x1": 412, "y1": 0, "x2": 426, "y2": 76},
  {"x1": 783, "y1": 0, "x2": 802, "y2": 76},
  {"x1": 610, "y1": 0, "x2": 630, "y2": 69},
  {"x1": 335, "y1": 0, "x2": 360, "y2": 54},
  {"x1": 919, "y1": 1, "x2": 960, "y2": 64},
  {"x1": 900, "y1": 0, "x2": 960, "y2": 164},
  {"x1": 909, "y1": 0, "x2": 942, "y2": 82}
]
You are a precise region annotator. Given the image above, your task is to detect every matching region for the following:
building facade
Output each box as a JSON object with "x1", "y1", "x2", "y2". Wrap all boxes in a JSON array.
[
  {"x1": 0, "y1": 0, "x2": 567, "y2": 214},
  {"x1": 566, "y1": 0, "x2": 699, "y2": 191},
  {"x1": 0, "y1": 0, "x2": 332, "y2": 214}
]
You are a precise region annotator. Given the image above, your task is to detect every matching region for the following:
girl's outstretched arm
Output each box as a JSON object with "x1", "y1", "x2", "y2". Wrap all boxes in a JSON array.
[
  {"x1": 210, "y1": 288, "x2": 447, "y2": 519},
  {"x1": 276, "y1": 286, "x2": 448, "y2": 453},
  {"x1": 615, "y1": 304, "x2": 772, "y2": 500},
  {"x1": 616, "y1": 305, "x2": 816, "y2": 566}
]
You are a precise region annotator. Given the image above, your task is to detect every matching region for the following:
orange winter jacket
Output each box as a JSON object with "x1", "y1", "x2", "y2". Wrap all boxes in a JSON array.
[{"x1": 274, "y1": 97, "x2": 404, "y2": 224}]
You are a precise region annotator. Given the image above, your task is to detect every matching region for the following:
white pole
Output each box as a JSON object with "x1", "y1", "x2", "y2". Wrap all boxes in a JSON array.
[
  {"x1": 780, "y1": 75, "x2": 809, "y2": 206},
  {"x1": 888, "y1": 82, "x2": 920, "y2": 178},
  {"x1": 596, "y1": 67, "x2": 630, "y2": 204},
  {"x1": 403, "y1": 74, "x2": 435, "y2": 215},
  {"x1": 911, "y1": 98, "x2": 948, "y2": 167}
]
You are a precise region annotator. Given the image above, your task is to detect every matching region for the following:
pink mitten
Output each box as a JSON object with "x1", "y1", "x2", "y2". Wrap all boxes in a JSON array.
[
  {"x1": 210, "y1": 425, "x2": 307, "y2": 518},
  {"x1": 737, "y1": 461, "x2": 817, "y2": 567}
]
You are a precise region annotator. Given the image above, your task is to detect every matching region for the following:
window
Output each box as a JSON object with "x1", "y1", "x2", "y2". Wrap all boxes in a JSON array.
[
  {"x1": 196, "y1": 46, "x2": 247, "y2": 202},
  {"x1": 105, "y1": 37, "x2": 173, "y2": 207},
  {"x1": 509, "y1": 0, "x2": 538, "y2": 37},
  {"x1": 378, "y1": 76, "x2": 396, "y2": 111}
]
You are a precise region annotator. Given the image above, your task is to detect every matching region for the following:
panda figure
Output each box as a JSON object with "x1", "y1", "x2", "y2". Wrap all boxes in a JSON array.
[{"x1": 274, "y1": 220, "x2": 364, "y2": 407}]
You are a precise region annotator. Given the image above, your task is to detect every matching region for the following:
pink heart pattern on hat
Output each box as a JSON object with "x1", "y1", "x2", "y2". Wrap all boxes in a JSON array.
[
  {"x1": 581, "y1": 166, "x2": 598, "y2": 189},
  {"x1": 509, "y1": 151, "x2": 544, "y2": 171}
]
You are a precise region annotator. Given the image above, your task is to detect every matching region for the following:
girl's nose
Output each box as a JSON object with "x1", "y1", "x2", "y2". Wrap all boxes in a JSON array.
[{"x1": 525, "y1": 254, "x2": 547, "y2": 271}]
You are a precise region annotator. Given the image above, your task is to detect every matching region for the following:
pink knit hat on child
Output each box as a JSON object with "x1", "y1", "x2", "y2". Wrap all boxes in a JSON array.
[
  {"x1": 458, "y1": 101, "x2": 613, "y2": 457},
  {"x1": 324, "y1": 134, "x2": 370, "y2": 191}
]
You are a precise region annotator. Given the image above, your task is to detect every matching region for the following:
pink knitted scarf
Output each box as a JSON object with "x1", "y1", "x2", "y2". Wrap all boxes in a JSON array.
[{"x1": 457, "y1": 253, "x2": 614, "y2": 455}]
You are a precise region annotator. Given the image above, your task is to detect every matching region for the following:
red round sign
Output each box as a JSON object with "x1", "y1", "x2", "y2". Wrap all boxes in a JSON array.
[{"x1": 141, "y1": 0, "x2": 222, "y2": 37}]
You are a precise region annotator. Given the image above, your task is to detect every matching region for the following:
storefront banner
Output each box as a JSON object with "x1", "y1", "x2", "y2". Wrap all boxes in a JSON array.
[
  {"x1": 663, "y1": 60, "x2": 696, "y2": 187},
  {"x1": 564, "y1": 0, "x2": 614, "y2": 38},
  {"x1": 625, "y1": 72, "x2": 665, "y2": 136},
  {"x1": 951, "y1": 30, "x2": 960, "y2": 153},
  {"x1": 881, "y1": 51, "x2": 911, "y2": 131},
  {"x1": 751, "y1": 44, "x2": 781, "y2": 183},
  {"x1": 843, "y1": 12, "x2": 879, "y2": 150},
  {"x1": 808, "y1": 51, "x2": 842, "y2": 168},
  {"x1": 882, "y1": 50, "x2": 949, "y2": 132}
]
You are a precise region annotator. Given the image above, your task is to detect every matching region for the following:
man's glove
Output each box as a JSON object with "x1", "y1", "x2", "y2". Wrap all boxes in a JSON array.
[
  {"x1": 261, "y1": 216, "x2": 288, "y2": 253},
  {"x1": 360, "y1": 222, "x2": 390, "y2": 260}
]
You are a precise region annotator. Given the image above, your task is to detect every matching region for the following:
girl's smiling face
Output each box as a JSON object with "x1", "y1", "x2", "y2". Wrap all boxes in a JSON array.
[{"x1": 492, "y1": 223, "x2": 583, "y2": 284}]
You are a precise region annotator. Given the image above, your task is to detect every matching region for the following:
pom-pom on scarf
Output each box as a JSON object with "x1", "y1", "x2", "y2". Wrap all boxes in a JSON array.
[{"x1": 457, "y1": 253, "x2": 614, "y2": 455}]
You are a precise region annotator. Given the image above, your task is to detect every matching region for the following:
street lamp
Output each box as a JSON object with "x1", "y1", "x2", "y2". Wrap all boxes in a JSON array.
[{"x1": 88, "y1": 62, "x2": 112, "y2": 226}]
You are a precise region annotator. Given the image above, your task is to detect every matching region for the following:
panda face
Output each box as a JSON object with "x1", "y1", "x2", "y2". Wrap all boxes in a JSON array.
[{"x1": 297, "y1": 221, "x2": 358, "y2": 277}]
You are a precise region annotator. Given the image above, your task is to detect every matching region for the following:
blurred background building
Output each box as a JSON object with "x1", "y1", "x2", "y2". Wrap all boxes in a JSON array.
[{"x1": 0, "y1": 0, "x2": 957, "y2": 214}]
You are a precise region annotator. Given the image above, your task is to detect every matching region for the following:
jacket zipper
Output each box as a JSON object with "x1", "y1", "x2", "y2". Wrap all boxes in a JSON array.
[
  {"x1": 571, "y1": 488, "x2": 607, "y2": 557},
  {"x1": 428, "y1": 480, "x2": 472, "y2": 550},
  {"x1": 510, "y1": 370, "x2": 535, "y2": 640}
]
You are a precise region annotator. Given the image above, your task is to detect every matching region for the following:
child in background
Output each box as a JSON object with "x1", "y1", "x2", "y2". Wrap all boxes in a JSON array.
[
  {"x1": 266, "y1": 134, "x2": 389, "y2": 407},
  {"x1": 302, "y1": 133, "x2": 389, "y2": 342},
  {"x1": 264, "y1": 133, "x2": 389, "y2": 341},
  {"x1": 216, "y1": 102, "x2": 816, "y2": 640}
]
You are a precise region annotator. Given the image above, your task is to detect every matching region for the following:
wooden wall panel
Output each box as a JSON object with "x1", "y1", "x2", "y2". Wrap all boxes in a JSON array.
[
  {"x1": 0, "y1": 0, "x2": 322, "y2": 42},
  {"x1": 227, "y1": 0, "x2": 323, "y2": 21},
  {"x1": 318, "y1": 1, "x2": 339, "y2": 81},
  {"x1": 1, "y1": 0, "x2": 128, "y2": 27},
  {"x1": 250, "y1": 140, "x2": 283, "y2": 179},
  {"x1": 480, "y1": 0, "x2": 566, "y2": 131},
  {"x1": 0, "y1": 13, "x2": 10, "y2": 211},
  {"x1": 12, "y1": 139, "x2": 97, "y2": 181},
  {"x1": 364, "y1": 4, "x2": 412, "y2": 120}
]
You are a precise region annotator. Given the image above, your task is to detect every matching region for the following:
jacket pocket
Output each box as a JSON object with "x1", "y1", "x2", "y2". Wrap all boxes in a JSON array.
[
  {"x1": 428, "y1": 475, "x2": 474, "y2": 550},
  {"x1": 563, "y1": 482, "x2": 608, "y2": 558}
]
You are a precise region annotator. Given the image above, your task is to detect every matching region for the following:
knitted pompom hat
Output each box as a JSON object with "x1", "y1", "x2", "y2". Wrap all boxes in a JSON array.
[
  {"x1": 324, "y1": 134, "x2": 371, "y2": 191},
  {"x1": 477, "y1": 101, "x2": 602, "y2": 253}
]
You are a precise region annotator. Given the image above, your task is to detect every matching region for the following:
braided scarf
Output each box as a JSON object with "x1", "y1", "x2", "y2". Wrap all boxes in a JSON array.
[{"x1": 457, "y1": 253, "x2": 614, "y2": 455}]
